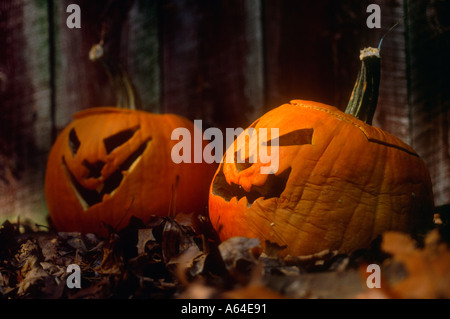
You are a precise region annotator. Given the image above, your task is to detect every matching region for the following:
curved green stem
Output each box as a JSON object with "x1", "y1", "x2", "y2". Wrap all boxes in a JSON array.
[
  {"x1": 89, "y1": 43, "x2": 141, "y2": 110},
  {"x1": 345, "y1": 47, "x2": 381, "y2": 125}
]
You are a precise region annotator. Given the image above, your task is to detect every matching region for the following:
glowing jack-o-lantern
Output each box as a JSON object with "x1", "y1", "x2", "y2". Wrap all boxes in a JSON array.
[
  {"x1": 208, "y1": 48, "x2": 434, "y2": 256},
  {"x1": 45, "y1": 107, "x2": 215, "y2": 236}
]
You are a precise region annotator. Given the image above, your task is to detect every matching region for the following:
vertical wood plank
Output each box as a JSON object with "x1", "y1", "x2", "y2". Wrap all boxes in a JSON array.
[
  {"x1": 0, "y1": 0, "x2": 52, "y2": 225},
  {"x1": 160, "y1": 0, "x2": 265, "y2": 131},
  {"x1": 263, "y1": 0, "x2": 366, "y2": 110},
  {"x1": 123, "y1": 0, "x2": 161, "y2": 113},
  {"x1": 405, "y1": 0, "x2": 450, "y2": 206},
  {"x1": 52, "y1": 0, "x2": 115, "y2": 132},
  {"x1": 242, "y1": 0, "x2": 265, "y2": 122},
  {"x1": 52, "y1": 0, "x2": 161, "y2": 128},
  {"x1": 372, "y1": 0, "x2": 410, "y2": 144},
  {"x1": 160, "y1": 0, "x2": 202, "y2": 119}
]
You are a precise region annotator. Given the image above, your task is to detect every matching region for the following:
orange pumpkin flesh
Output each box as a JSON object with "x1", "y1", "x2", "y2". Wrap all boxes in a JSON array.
[
  {"x1": 46, "y1": 107, "x2": 215, "y2": 237},
  {"x1": 208, "y1": 48, "x2": 434, "y2": 256}
]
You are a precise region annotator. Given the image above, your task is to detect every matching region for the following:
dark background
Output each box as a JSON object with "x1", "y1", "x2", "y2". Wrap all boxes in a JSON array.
[{"x1": 0, "y1": 0, "x2": 449, "y2": 225}]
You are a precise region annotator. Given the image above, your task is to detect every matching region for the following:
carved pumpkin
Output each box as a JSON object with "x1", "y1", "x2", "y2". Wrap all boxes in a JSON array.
[
  {"x1": 45, "y1": 107, "x2": 215, "y2": 236},
  {"x1": 208, "y1": 48, "x2": 434, "y2": 256},
  {"x1": 45, "y1": 43, "x2": 215, "y2": 236}
]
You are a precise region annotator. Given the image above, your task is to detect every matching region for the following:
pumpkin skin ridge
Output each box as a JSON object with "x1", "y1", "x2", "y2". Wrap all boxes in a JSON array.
[
  {"x1": 333, "y1": 179, "x2": 378, "y2": 252},
  {"x1": 336, "y1": 135, "x2": 424, "y2": 253},
  {"x1": 252, "y1": 202, "x2": 294, "y2": 247},
  {"x1": 314, "y1": 122, "x2": 392, "y2": 253},
  {"x1": 283, "y1": 112, "x2": 350, "y2": 216}
]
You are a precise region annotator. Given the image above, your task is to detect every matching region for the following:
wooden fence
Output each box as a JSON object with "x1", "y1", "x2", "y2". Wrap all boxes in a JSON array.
[{"x1": 0, "y1": 0, "x2": 449, "y2": 225}]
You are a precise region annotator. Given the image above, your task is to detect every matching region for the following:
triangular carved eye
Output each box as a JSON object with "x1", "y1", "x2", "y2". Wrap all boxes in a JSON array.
[
  {"x1": 264, "y1": 128, "x2": 313, "y2": 147},
  {"x1": 103, "y1": 126, "x2": 140, "y2": 154},
  {"x1": 233, "y1": 128, "x2": 313, "y2": 173},
  {"x1": 69, "y1": 128, "x2": 81, "y2": 157}
]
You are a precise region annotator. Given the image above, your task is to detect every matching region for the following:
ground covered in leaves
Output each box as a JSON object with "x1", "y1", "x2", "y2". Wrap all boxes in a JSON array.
[{"x1": 1, "y1": 210, "x2": 450, "y2": 299}]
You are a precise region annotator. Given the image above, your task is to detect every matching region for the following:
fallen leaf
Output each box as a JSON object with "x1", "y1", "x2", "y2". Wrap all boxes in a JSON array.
[
  {"x1": 94, "y1": 234, "x2": 124, "y2": 275},
  {"x1": 37, "y1": 234, "x2": 59, "y2": 262},
  {"x1": 381, "y1": 230, "x2": 450, "y2": 298},
  {"x1": 136, "y1": 228, "x2": 156, "y2": 255},
  {"x1": 218, "y1": 237, "x2": 260, "y2": 272}
]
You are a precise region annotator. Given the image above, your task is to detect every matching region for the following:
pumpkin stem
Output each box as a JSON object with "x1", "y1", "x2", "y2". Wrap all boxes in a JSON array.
[
  {"x1": 344, "y1": 47, "x2": 380, "y2": 125},
  {"x1": 89, "y1": 43, "x2": 142, "y2": 110}
]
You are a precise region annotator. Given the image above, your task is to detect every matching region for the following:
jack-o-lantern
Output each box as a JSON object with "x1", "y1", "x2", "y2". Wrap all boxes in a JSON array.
[
  {"x1": 45, "y1": 107, "x2": 215, "y2": 236},
  {"x1": 45, "y1": 43, "x2": 216, "y2": 236},
  {"x1": 208, "y1": 48, "x2": 434, "y2": 256}
]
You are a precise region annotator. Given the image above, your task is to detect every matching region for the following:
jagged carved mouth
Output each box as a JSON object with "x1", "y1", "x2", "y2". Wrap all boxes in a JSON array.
[
  {"x1": 211, "y1": 164, "x2": 292, "y2": 206},
  {"x1": 211, "y1": 127, "x2": 313, "y2": 206},
  {"x1": 61, "y1": 126, "x2": 151, "y2": 210}
]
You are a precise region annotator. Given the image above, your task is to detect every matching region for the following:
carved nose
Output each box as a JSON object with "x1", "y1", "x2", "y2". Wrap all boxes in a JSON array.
[{"x1": 82, "y1": 160, "x2": 105, "y2": 179}]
